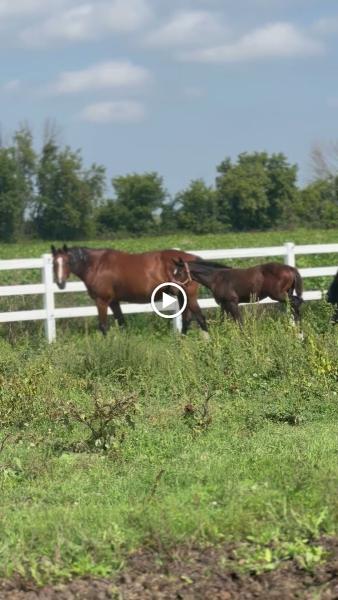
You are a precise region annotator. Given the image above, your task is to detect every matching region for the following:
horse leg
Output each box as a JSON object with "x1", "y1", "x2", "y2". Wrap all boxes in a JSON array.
[
  {"x1": 182, "y1": 284, "x2": 208, "y2": 336},
  {"x1": 187, "y1": 298, "x2": 209, "y2": 337},
  {"x1": 96, "y1": 299, "x2": 109, "y2": 336},
  {"x1": 276, "y1": 290, "x2": 297, "y2": 324},
  {"x1": 110, "y1": 300, "x2": 126, "y2": 328},
  {"x1": 220, "y1": 302, "x2": 226, "y2": 323},
  {"x1": 223, "y1": 299, "x2": 242, "y2": 326},
  {"x1": 288, "y1": 289, "x2": 303, "y2": 324},
  {"x1": 181, "y1": 307, "x2": 193, "y2": 335},
  {"x1": 275, "y1": 292, "x2": 303, "y2": 337},
  {"x1": 286, "y1": 290, "x2": 304, "y2": 339},
  {"x1": 177, "y1": 293, "x2": 195, "y2": 335},
  {"x1": 289, "y1": 296, "x2": 302, "y2": 324},
  {"x1": 332, "y1": 306, "x2": 338, "y2": 324}
]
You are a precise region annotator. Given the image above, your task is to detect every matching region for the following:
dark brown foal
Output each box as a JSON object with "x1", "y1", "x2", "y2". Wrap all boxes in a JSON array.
[{"x1": 174, "y1": 259, "x2": 303, "y2": 325}]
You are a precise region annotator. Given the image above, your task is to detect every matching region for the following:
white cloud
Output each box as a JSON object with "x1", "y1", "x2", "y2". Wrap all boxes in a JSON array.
[
  {"x1": 2, "y1": 79, "x2": 21, "y2": 92},
  {"x1": 146, "y1": 9, "x2": 224, "y2": 47},
  {"x1": 80, "y1": 100, "x2": 145, "y2": 123},
  {"x1": 0, "y1": 0, "x2": 67, "y2": 18},
  {"x1": 313, "y1": 16, "x2": 338, "y2": 36},
  {"x1": 181, "y1": 22, "x2": 323, "y2": 63},
  {"x1": 20, "y1": 0, "x2": 151, "y2": 45},
  {"x1": 49, "y1": 60, "x2": 150, "y2": 95}
]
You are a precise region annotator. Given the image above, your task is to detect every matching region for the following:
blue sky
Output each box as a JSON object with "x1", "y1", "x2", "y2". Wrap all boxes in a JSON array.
[{"x1": 1, "y1": 0, "x2": 337, "y2": 194}]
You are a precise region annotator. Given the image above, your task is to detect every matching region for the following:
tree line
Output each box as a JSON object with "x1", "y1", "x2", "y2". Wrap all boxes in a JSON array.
[{"x1": 1, "y1": 125, "x2": 338, "y2": 242}]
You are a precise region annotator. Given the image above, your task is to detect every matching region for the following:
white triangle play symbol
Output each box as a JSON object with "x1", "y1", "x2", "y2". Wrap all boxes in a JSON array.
[
  {"x1": 151, "y1": 282, "x2": 187, "y2": 320},
  {"x1": 162, "y1": 291, "x2": 177, "y2": 310}
]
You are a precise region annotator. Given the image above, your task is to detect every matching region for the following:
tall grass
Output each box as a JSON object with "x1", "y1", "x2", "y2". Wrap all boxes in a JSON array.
[{"x1": 0, "y1": 301, "x2": 338, "y2": 581}]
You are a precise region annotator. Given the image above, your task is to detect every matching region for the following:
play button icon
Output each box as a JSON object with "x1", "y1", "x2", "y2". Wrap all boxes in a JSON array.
[
  {"x1": 151, "y1": 282, "x2": 187, "y2": 319},
  {"x1": 162, "y1": 291, "x2": 178, "y2": 310}
]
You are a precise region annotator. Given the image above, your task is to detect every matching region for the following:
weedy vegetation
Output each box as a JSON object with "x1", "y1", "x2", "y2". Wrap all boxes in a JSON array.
[{"x1": 0, "y1": 229, "x2": 338, "y2": 582}]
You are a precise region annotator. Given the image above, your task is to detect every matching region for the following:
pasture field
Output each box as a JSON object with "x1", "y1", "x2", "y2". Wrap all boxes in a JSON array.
[
  {"x1": 1, "y1": 229, "x2": 338, "y2": 592},
  {"x1": 1, "y1": 227, "x2": 338, "y2": 339},
  {"x1": 2, "y1": 227, "x2": 338, "y2": 266},
  {"x1": 1, "y1": 308, "x2": 338, "y2": 584}
]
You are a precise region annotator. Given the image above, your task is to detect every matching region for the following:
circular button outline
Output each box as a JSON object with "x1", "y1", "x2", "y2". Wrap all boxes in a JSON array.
[{"x1": 151, "y1": 282, "x2": 187, "y2": 319}]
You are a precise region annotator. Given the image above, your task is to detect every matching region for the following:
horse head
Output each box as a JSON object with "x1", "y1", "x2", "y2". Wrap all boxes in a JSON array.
[
  {"x1": 51, "y1": 244, "x2": 71, "y2": 290},
  {"x1": 173, "y1": 258, "x2": 192, "y2": 285}
]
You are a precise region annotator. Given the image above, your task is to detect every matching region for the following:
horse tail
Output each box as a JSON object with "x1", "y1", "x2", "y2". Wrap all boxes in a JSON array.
[{"x1": 293, "y1": 268, "x2": 303, "y2": 300}]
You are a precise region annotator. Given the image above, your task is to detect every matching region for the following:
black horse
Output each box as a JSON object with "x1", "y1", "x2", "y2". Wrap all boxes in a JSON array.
[
  {"x1": 327, "y1": 270, "x2": 338, "y2": 322},
  {"x1": 174, "y1": 259, "x2": 303, "y2": 324}
]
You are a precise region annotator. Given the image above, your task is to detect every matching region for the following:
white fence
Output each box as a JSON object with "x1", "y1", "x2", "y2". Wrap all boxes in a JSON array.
[{"x1": 0, "y1": 242, "x2": 337, "y2": 342}]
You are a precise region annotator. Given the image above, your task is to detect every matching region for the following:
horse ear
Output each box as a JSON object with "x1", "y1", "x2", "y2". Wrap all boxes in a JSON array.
[
  {"x1": 51, "y1": 245, "x2": 56, "y2": 255},
  {"x1": 63, "y1": 244, "x2": 68, "y2": 253}
]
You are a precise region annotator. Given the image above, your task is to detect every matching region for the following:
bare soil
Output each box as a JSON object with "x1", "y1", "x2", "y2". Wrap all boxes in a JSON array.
[{"x1": 1, "y1": 537, "x2": 338, "y2": 599}]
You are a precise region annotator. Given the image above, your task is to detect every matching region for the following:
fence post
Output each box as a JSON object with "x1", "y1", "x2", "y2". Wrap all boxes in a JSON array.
[
  {"x1": 284, "y1": 242, "x2": 295, "y2": 267},
  {"x1": 171, "y1": 247, "x2": 183, "y2": 333},
  {"x1": 42, "y1": 253, "x2": 56, "y2": 342},
  {"x1": 172, "y1": 308, "x2": 182, "y2": 333}
]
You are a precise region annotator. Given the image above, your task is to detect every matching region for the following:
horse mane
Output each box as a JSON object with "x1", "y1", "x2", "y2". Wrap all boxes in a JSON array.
[
  {"x1": 192, "y1": 259, "x2": 232, "y2": 270},
  {"x1": 67, "y1": 247, "x2": 91, "y2": 268}
]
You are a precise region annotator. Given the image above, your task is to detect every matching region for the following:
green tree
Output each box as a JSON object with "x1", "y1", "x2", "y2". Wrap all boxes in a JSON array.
[
  {"x1": 296, "y1": 179, "x2": 338, "y2": 228},
  {"x1": 13, "y1": 125, "x2": 36, "y2": 205},
  {"x1": 216, "y1": 152, "x2": 298, "y2": 230},
  {"x1": 175, "y1": 179, "x2": 220, "y2": 233},
  {"x1": 0, "y1": 126, "x2": 37, "y2": 242},
  {"x1": 0, "y1": 149, "x2": 24, "y2": 241},
  {"x1": 96, "y1": 201, "x2": 128, "y2": 237},
  {"x1": 34, "y1": 141, "x2": 105, "y2": 239},
  {"x1": 266, "y1": 153, "x2": 298, "y2": 226},
  {"x1": 160, "y1": 200, "x2": 177, "y2": 232},
  {"x1": 97, "y1": 172, "x2": 166, "y2": 235}
]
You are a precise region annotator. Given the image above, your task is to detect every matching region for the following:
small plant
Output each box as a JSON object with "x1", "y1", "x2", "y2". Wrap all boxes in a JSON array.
[
  {"x1": 232, "y1": 538, "x2": 326, "y2": 575},
  {"x1": 0, "y1": 432, "x2": 25, "y2": 482},
  {"x1": 291, "y1": 508, "x2": 329, "y2": 540},
  {"x1": 306, "y1": 333, "x2": 338, "y2": 379},
  {"x1": 0, "y1": 366, "x2": 43, "y2": 428},
  {"x1": 264, "y1": 411, "x2": 303, "y2": 426},
  {"x1": 183, "y1": 388, "x2": 215, "y2": 434},
  {"x1": 58, "y1": 391, "x2": 138, "y2": 453}
]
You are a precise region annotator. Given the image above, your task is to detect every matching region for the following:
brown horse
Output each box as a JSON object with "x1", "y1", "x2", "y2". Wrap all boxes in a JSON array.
[
  {"x1": 51, "y1": 245, "x2": 208, "y2": 335},
  {"x1": 174, "y1": 259, "x2": 303, "y2": 324}
]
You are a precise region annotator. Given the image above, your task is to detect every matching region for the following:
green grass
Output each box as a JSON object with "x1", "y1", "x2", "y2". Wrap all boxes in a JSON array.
[
  {"x1": 0, "y1": 302, "x2": 338, "y2": 582},
  {"x1": 0, "y1": 230, "x2": 316, "y2": 261},
  {"x1": 1, "y1": 227, "x2": 338, "y2": 259},
  {"x1": 1, "y1": 229, "x2": 338, "y2": 581}
]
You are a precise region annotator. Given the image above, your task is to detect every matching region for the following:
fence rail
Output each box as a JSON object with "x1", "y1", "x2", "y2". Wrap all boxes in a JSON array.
[{"x1": 0, "y1": 242, "x2": 337, "y2": 342}]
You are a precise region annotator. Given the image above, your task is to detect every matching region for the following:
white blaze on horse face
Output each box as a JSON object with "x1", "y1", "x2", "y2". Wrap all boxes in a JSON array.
[{"x1": 56, "y1": 256, "x2": 64, "y2": 284}]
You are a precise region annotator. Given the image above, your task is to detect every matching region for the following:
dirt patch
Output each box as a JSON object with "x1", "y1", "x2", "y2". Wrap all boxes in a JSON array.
[{"x1": 1, "y1": 537, "x2": 338, "y2": 599}]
